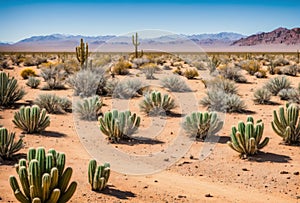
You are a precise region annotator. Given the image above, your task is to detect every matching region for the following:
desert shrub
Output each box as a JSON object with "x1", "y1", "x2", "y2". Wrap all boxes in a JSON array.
[
  {"x1": 26, "y1": 76, "x2": 40, "y2": 88},
  {"x1": 140, "y1": 63, "x2": 158, "y2": 79},
  {"x1": 99, "y1": 110, "x2": 140, "y2": 143},
  {"x1": 192, "y1": 61, "x2": 207, "y2": 70},
  {"x1": 9, "y1": 147, "x2": 77, "y2": 202},
  {"x1": 35, "y1": 56, "x2": 48, "y2": 65},
  {"x1": 205, "y1": 77, "x2": 238, "y2": 94},
  {"x1": 88, "y1": 160, "x2": 110, "y2": 191},
  {"x1": 183, "y1": 111, "x2": 223, "y2": 140},
  {"x1": 34, "y1": 94, "x2": 71, "y2": 114},
  {"x1": 240, "y1": 60, "x2": 261, "y2": 75},
  {"x1": 10, "y1": 55, "x2": 23, "y2": 66},
  {"x1": 0, "y1": 71, "x2": 25, "y2": 107},
  {"x1": 278, "y1": 88, "x2": 294, "y2": 100},
  {"x1": 0, "y1": 127, "x2": 23, "y2": 160},
  {"x1": 173, "y1": 67, "x2": 183, "y2": 75},
  {"x1": 200, "y1": 90, "x2": 246, "y2": 113},
  {"x1": 218, "y1": 65, "x2": 247, "y2": 83},
  {"x1": 93, "y1": 55, "x2": 112, "y2": 67},
  {"x1": 112, "y1": 60, "x2": 131, "y2": 75},
  {"x1": 209, "y1": 56, "x2": 221, "y2": 73},
  {"x1": 20, "y1": 68, "x2": 37, "y2": 79},
  {"x1": 104, "y1": 79, "x2": 119, "y2": 96},
  {"x1": 75, "y1": 95, "x2": 102, "y2": 121},
  {"x1": 227, "y1": 116, "x2": 269, "y2": 158},
  {"x1": 139, "y1": 90, "x2": 176, "y2": 116},
  {"x1": 254, "y1": 69, "x2": 267, "y2": 78},
  {"x1": 112, "y1": 78, "x2": 143, "y2": 99},
  {"x1": 40, "y1": 64, "x2": 66, "y2": 90},
  {"x1": 132, "y1": 57, "x2": 150, "y2": 68},
  {"x1": 272, "y1": 103, "x2": 300, "y2": 144},
  {"x1": 161, "y1": 75, "x2": 190, "y2": 92},
  {"x1": 13, "y1": 105, "x2": 50, "y2": 133},
  {"x1": 183, "y1": 68, "x2": 199, "y2": 79},
  {"x1": 281, "y1": 65, "x2": 298, "y2": 76},
  {"x1": 0, "y1": 60, "x2": 12, "y2": 70},
  {"x1": 253, "y1": 89, "x2": 272, "y2": 104},
  {"x1": 23, "y1": 56, "x2": 36, "y2": 66},
  {"x1": 67, "y1": 68, "x2": 107, "y2": 97},
  {"x1": 273, "y1": 57, "x2": 290, "y2": 67},
  {"x1": 264, "y1": 76, "x2": 292, "y2": 95}
]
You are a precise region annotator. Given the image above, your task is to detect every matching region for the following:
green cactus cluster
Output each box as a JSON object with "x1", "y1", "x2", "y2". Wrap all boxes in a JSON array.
[
  {"x1": 76, "y1": 38, "x2": 88, "y2": 69},
  {"x1": 9, "y1": 147, "x2": 77, "y2": 203},
  {"x1": 0, "y1": 127, "x2": 24, "y2": 160},
  {"x1": 88, "y1": 159, "x2": 110, "y2": 191},
  {"x1": 13, "y1": 105, "x2": 50, "y2": 134},
  {"x1": 271, "y1": 103, "x2": 300, "y2": 145},
  {"x1": 0, "y1": 71, "x2": 25, "y2": 107},
  {"x1": 139, "y1": 90, "x2": 176, "y2": 116},
  {"x1": 132, "y1": 32, "x2": 143, "y2": 58},
  {"x1": 227, "y1": 116, "x2": 269, "y2": 158},
  {"x1": 183, "y1": 112, "x2": 223, "y2": 140},
  {"x1": 99, "y1": 110, "x2": 141, "y2": 143}
]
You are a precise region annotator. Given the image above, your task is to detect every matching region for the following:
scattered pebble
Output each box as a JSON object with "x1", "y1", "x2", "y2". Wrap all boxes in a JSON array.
[
  {"x1": 205, "y1": 193, "x2": 213, "y2": 197},
  {"x1": 280, "y1": 171, "x2": 289, "y2": 174},
  {"x1": 293, "y1": 171, "x2": 299, "y2": 175}
]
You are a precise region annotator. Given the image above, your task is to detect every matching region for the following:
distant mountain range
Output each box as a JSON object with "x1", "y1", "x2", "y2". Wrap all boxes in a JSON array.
[{"x1": 0, "y1": 27, "x2": 299, "y2": 52}]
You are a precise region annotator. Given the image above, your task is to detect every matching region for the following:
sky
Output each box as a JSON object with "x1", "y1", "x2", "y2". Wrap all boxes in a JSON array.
[{"x1": 0, "y1": 0, "x2": 299, "y2": 42}]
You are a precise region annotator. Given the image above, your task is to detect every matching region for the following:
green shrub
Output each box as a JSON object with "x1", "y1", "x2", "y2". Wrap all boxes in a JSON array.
[
  {"x1": 88, "y1": 160, "x2": 110, "y2": 191},
  {"x1": 76, "y1": 96, "x2": 103, "y2": 121},
  {"x1": 253, "y1": 88, "x2": 272, "y2": 104},
  {"x1": 9, "y1": 147, "x2": 77, "y2": 202},
  {"x1": 34, "y1": 94, "x2": 71, "y2": 114},
  {"x1": 0, "y1": 71, "x2": 25, "y2": 107},
  {"x1": 112, "y1": 60, "x2": 131, "y2": 75},
  {"x1": 26, "y1": 76, "x2": 40, "y2": 88},
  {"x1": 240, "y1": 60, "x2": 261, "y2": 75},
  {"x1": 13, "y1": 105, "x2": 50, "y2": 133},
  {"x1": 20, "y1": 68, "x2": 37, "y2": 79},
  {"x1": 161, "y1": 75, "x2": 190, "y2": 92},
  {"x1": 99, "y1": 110, "x2": 140, "y2": 143},
  {"x1": 183, "y1": 68, "x2": 199, "y2": 79},
  {"x1": 183, "y1": 111, "x2": 223, "y2": 140},
  {"x1": 0, "y1": 127, "x2": 23, "y2": 160},
  {"x1": 227, "y1": 116, "x2": 269, "y2": 158}
]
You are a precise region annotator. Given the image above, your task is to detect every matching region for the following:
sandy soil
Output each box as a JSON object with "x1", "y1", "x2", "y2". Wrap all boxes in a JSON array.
[{"x1": 0, "y1": 57, "x2": 299, "y2": 203}]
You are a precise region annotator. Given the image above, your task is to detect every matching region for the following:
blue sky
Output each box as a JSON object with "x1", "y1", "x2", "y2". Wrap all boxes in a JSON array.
[{"x1": 0, "y1": 0, "x2": 299, "y2": 42}]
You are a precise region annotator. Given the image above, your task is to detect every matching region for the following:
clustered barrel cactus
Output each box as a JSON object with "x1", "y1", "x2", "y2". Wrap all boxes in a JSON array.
[
  {"x1": 0, "y1": 71, "x2": 25, "y2": 107},
  {"x1": 99, "y1": 110, "x2": 140, "y2": 143},
  {"x1": 13, "y1": 105, "x2": 50, "y2": 133},
  {"x1": 88, "y1": 159, "x2": 110, "y2": 191},
  {"x1": 0, "y1": 127, "x2": 23, "y2": 160},
  {"x1": 227, "y1": 116, "x2": 269, "y2": 158},
  {"x1": 139, "y1": 90, "x2": 176, "y2": 116},
  {"x1": 183, "y1": 111, "x2": 223, "y2": 140},
  {"x1": 271, "y1": 103, "x2": 300, "y2": 144},
  {"x1": 9, "y1": 147, "x2": 77, "y2": 203}
]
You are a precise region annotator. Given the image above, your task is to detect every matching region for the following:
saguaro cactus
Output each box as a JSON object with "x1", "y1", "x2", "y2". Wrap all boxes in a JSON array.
[
  {"x1": 132, "y1": 32, "x2": 143, "y2": 58},
  {"x1": 271, "y1": 103, "x2": 300, "y2": 144},
  {"x1": 227, "y1": 116, "x2": 269, "y2": 158},
  {"x1": 76, "y1": 38, "x2": 88, "y2": 69},
  {"x1": 88, "y1": 159, "x2": 110, "y2": 191},
  {"x1": 9, "y1": 147, "x2": 77, "y2": 203}
]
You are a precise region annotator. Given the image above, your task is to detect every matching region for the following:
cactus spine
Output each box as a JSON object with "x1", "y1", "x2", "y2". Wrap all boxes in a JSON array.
[
  {"x1": 88, "y1": 159, "x2": 110, "y2": 191},
  {"x1": 9, "y1": 147, "x2": 77, "y2": 203},
  {"x1": 13, "y1": 105, "x2": 50, "y2": 134},
  {"x1": 76, "y1": 38, "x2": 88, "y2": 69},
  {"x1": 271, "y1": 103, "x2": 300, "y2": 144},
  {"x1": 183, "y1": 112, "x2": 223, "y2": 140},
  {"x1": 227, "y1": 116, "x2": 269, "y2": 158},
  {"x1": 99, "y1": 110, "x2": 140, "y2": 143},
  {"x1": 132, "y1": 32, "x2": 143, "y2": 58}
]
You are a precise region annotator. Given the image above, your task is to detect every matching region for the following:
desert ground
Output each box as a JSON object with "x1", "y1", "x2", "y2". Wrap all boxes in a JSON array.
[{"x1": 0, "y1": 51, "x2": 299, "y2": 203}]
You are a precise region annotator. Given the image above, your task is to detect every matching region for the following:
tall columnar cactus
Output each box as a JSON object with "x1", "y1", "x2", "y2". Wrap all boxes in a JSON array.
[
  {"x1": 9, "y1": 147, "x2": 77, "y2": 203},
  {"x1": 0, "y1": 127, "x2": 23, "y2": 160},
  {"x1": 88, "y1": 159, "x2": 110, "y2": 191},
  {"x1": 139, "y1": 90, "x2": 176, "y2": 116},
  {"x1": 297, "y1": 49, "x2": 299, "y2": 64},
  {"x1": 0, "y1": 71, "x2": 25, "y2": 107},
  {"x1": 76, "y1": 38, "x2": 88, "y2": 69},
  {"x1": 227, "y1": 116, "x2": 269, "y2": 158},
  {"x1": 99, "y1": 110, "x2": 140, "y2": 143},
  {"x1": 132, "y1": 32, "x2": 143, "y2": 58},
  {"x1": 183, "y1": 112, "x2": 223, "y2": 140},
  {"x1": 271, "y1": 103, "x2": 300, "y2": 144},
  {"x1": 13, "y1": 105, "x2": 50, "y2": 134}
]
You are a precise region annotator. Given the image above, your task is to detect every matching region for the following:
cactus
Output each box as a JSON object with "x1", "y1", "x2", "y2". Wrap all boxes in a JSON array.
[
  {"x1": 183, "y1": 112, "x2": 223, "y2": 140},
  {"x1": 132, "y1": 32, "x2": 143, "y2": 58},
  {"x1": 75, "y1": 95, "x2": 103, "y2": 121},
  {"x1": 0, "y1": 127, "x2": 23, "y2": 160},
  {"x1": 76, "y1": 38, "x2": 88, "y2": 69},
  {"x1": 9, "y1": 147, "x2": 77, "y2": 203},
  {"x1": 88, "y1": 159, "x2": 110, "y2": 191},
  {"x1": 13, "y1": 105, "x2": 50, "y2": 134},
  {"x1": 297, "y1": 49, "x2": 300, "y2": 64},
  {"x1": 99, "y1": 110, "x2": 140, "y2": 143},
  {"x1": 227, "y1": 116, "x2": 269, "y2": 158},
  {"x1": 139, "y1": 90, "x2": 176, "y2": 116},
  {"x1": 0, "y1": 71, "x2": 25, "y2": 107},
  {"x1": 271, "y1": 103, "x2": 300, "y2": 144}
]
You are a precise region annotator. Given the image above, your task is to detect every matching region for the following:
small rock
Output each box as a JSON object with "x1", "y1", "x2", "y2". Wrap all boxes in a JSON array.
[
  {"x1": 205, "y1": 193, "x2": 213, "y2": 198},
  {"x1": 143, "y1": 185, "x2": 148, "y2": 189},
  {"x1": 242, "y1": 168, "x2": 249, "y2": 171},
  {"x1": 154, "y1": 180, "x2": 158, "y2": 183},
  {"x1": 293, "y1": 171, "x2": 299, "y2": 175},
  {"x1": 189, "y1": 155, "x2": 194, "y2": 159},
  {"x1": 178, "y1": 195, "x2": 186, "y2": 198},
  {"x1": 280, "y1": 171, "x2": 289, "y2": 174}
]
